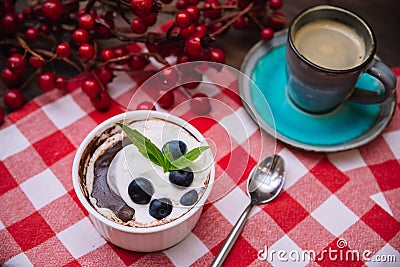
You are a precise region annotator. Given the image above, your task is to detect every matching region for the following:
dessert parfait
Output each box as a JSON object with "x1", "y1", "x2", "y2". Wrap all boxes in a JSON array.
[{"x1": 73, "y1": 111, "x2": 214, "y2": 251}]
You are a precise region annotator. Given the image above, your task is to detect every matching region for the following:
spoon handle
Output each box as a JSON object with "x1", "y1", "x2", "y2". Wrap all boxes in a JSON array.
[{"x1": 210, "y1": 201, "x2": 255, "y2": 267}]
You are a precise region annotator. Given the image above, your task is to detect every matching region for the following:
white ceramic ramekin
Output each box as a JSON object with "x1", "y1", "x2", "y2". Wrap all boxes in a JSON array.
[{"x1": 72, "y1": 111, "x2": 215, "y2": 252}]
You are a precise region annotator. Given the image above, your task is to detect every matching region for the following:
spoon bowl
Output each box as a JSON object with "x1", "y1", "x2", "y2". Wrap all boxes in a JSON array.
[
  {"x1": 248, "y1": 155, "x2": 285, "y2": 204},
  {"x1": 211, "y1": 154, "x2": 285, "y2": 267}
]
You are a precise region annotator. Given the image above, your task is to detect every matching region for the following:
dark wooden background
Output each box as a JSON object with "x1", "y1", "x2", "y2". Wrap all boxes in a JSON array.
[{"x1": 2, "y1": 0, "x2": 400, "y2": 114}]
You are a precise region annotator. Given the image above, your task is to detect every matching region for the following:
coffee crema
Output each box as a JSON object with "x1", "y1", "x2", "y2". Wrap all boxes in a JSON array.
[{"x1": 293, "y1": 19, "x2": 366, "y2": 70}]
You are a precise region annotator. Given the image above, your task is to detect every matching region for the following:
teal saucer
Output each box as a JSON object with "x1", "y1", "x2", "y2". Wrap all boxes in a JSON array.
[{"x1": 239, "y1": 30, "x2": 396, "y2": 152}]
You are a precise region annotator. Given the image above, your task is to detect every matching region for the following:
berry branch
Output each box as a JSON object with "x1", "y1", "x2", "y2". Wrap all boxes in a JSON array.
[
  {"x1": 0, "y1": 0, "x2": 287, "y2": 125},
  {"x1": 210, "y1": 2, "x2": 253, "y2": 38}
]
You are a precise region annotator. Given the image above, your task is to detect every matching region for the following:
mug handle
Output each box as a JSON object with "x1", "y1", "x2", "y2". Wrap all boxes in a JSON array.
[{"x1": 348, "y1": 58, "x2": 397, "y2": 103}]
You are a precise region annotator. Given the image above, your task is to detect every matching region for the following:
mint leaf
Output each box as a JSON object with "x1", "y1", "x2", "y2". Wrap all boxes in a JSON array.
[
  {"x1": 116, "y1": 123, "x2": 210, "y2": 173},
  {"x1": 164, "y1": 144, "x2": 175, "y2": 163},
  {"x1": 144, "y1": 137, "x2": 165, "y2": 167},
  {"x1": 170, "y1": 146, "x2": 209, "y2": 170},
  {"x1": 163, "y1": 144, "x2": 174, "y2": 172},
  {"x1": 116, "y1": 122, "x2": 164, "y2": 168}
]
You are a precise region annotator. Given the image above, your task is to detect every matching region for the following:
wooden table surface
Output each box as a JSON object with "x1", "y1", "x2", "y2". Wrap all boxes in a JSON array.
[{"x1": 2, "y1": 0, "x2": 399, "y2": 114}]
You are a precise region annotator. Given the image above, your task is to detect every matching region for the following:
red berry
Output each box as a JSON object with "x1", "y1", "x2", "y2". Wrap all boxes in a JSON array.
[
  {"x1": 77, "y1": 8, "x2": 97, "y2": 17},
  {"x1": 195, "y1": 24, "x2": 207, "y2": 37},
  {"x1": 78, "y1": 43, "x2": 95, "y2": 61},
  {"x1": 232, "y1": 16, "x2": 249, "y2": 30},
  {"x1": 131, "y1": 17, "x2": 148, "y2": 34},
  {"x1": 176, "y1": 53, "x2": 190, "y2": 64},
  {"x1": 184, "y1": 34, "x2": 205, "y2": 59},
  {"x1": 180, "y1": 24, "x2": 195, "y2": 38},
  {"x1": 269, "y1": 0, "x2": 283, "y2": 10},
  {"x1": 29, "y1": 56, "x2": 45, "y2": 68},
  {"x1": 142, "y1": 12, "x2": 157, "y2": 26},
  {"x1": 113, "y1": 45, "x2": 129, "y2": 57},
  {"x1": 56, "y1": 43, "x2": 71, "y2": 58},
  {"x1": 16, "y1": 13, "x2": 23, "y2": 21},
  {"x1": 145, "y1": 43, "x2": 159, "y2": 53},
  {"x1": 260, "y1": 27, "x2": 274, "y2": 40},
  {"x1": 1, "y1": 13, "x2": 18, "y2": 35},
  {"x1": 159, "y1": 43, "x2": 176, "y2": 57},
  {"x1": 0, "y1": 0, "x2": 14, "y2": 15},
  {"x1": 190, "y1": 93, "x2": 211, "y2": 115},
  {"x1": 72, "y1": 28, "x2": 90, "y2": 45},
  {"x1": 82, "y1": 78, "x2": 101, "y2": 98},
  {"x1": 95, "y1": 16, "x2": 114, "y2": 38},
  {"x1": 79, "y1": 13, "x2": 95, "y2": 30},
  {"x1": 39, "y1": 24, "x2": 51, "y2": 34},
  {"x1": 0, "y1": 107, "x2": 4, "y2": 126},
  {"x1": 100, "y1": 48, "x2": 116, "y2": 62},
  {"x1": 126, "y1": 43, "x2": 142, "y2": 53},
  {"x1": 237, "y1": 0, "x2": 251, "y2": 9},
  {"x1": 156, "y1": 89, "x2": 175, "y2": 109},
  {"x1": 7, "y1": 47, "x2": 22, "y2": 56},
  {"x1": 21, "y1": 6, "x2": 30, "y2": 19},
  {"x1": 267, "y1": 11, "x2": 286, "y2": 30},
  {"x1": 7, "y1": 53, "x2": 26, "y2": 75},
  {"x1": 136, "y1": 101, "x2": 156, "y2": 110},
  {"x1": 203, "y1": 0, "x2": 221, "y2": 19},
  {"x1": 176, "y1": 0, "x2": 187, "y2": 9},
  {"x1": 94, "y1": 67, "x2": 114, "y2": 85},
  {"x1": 17, "y1": 12, "x2": 26, "y2": 22},
  {"x1": 20, "y1": 8, "x2": 29, "y2": 20},
  {"x1": 38, "y1": 72, "x2": 56, "y2": 92},
  {"x1": 182, "y1": 71, "x2": 202, "y2": 89},
  {"x1": 111, "y1": 45, "x2": 129, "y2": 64},
  {"x1": 128, "y1": 55, "x2": 148, "y2": 70},
  {"x1": 159, "y1": 66, "x2": 179, "y2": 86},
  {"x1": 225, "y1": 0, "x2": 236, "y2": 5},
  {"x1": 52, "y1": 25, "x2": 63, "y2": 34},
  {"x1": 55, "y1": 76, "x2": 66, "y2": 90},
  {"x1": 130, "y1": 0, "x2": 154, "y2": 17},
  {"x1": 187, "y1": 0, "x2": 200, "y2": 5},
  {"x1": 209, "y1": 48, "x2": 225, "y2": 64},
  {"x1": 208, "y1": 21, "x2": 229, "y2": 37},
  {"x1": 1, "y1": 68, "x2": 19, "y2": 86},
  {"x1": 4, "y1": 89, "x2": 25, "y2": 110},
  {"x1": 91, "y1": 90, "x2": 112, "y2": 111},
  {"x1": 182, "y1": 81, "x2": 200, "y2": 90},
  {"x1": 185, "y1": 6, "x2": 200, "y2": 22},
  {"x1": 25, "y1": 27, "x2": 39, "y2": 41},
  {"x1": 42, "y1": 0, "x2": 63, "y2": 22},
  {"x1": 176, "y1": 10, "x2": 192, "y2": 28},
  {"x1": 64, "y1": 1, "x2": 79, "y2": 13},
  {"x1": 113, "y1": 45, "x2": 129, "y2": 58}
]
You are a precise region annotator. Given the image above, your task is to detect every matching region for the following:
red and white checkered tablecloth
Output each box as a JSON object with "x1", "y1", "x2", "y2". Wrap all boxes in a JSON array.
[{"x1": 1, "y1": 62, "x2": 399, "y2": 267}]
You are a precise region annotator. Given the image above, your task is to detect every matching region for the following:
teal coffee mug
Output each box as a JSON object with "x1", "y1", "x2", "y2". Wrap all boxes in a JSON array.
[{"x1": 286, "y1": 5, "x2": 397, "y2": 114}]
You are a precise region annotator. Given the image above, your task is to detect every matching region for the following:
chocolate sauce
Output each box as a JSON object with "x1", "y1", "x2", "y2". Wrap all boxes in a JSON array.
[{"x1": 92, "y1": 139, "x2": 134, "y2": 222}]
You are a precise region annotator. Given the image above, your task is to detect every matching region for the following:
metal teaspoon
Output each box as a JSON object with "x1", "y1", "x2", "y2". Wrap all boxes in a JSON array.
[{"x1": 210, "y1": 154, "x2": 286, "y2": 267}]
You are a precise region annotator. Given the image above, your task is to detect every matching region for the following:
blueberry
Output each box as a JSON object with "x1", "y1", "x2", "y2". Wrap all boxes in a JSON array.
[
  {"x1": 149, "y1": 198, "x2": 173, "y2": 220},
  {"x1": 128, "y1": 177, "x2": 154, "y2": 204},
  {"x1": 162, "y1": 140, "x2": 187, "y2": 160},
  {"x1": 169, "y1": 167, "x2": 194, "y2": 187},
  {"x1": 180, "y1": 190, "x2": 198, "y2": 206}
]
